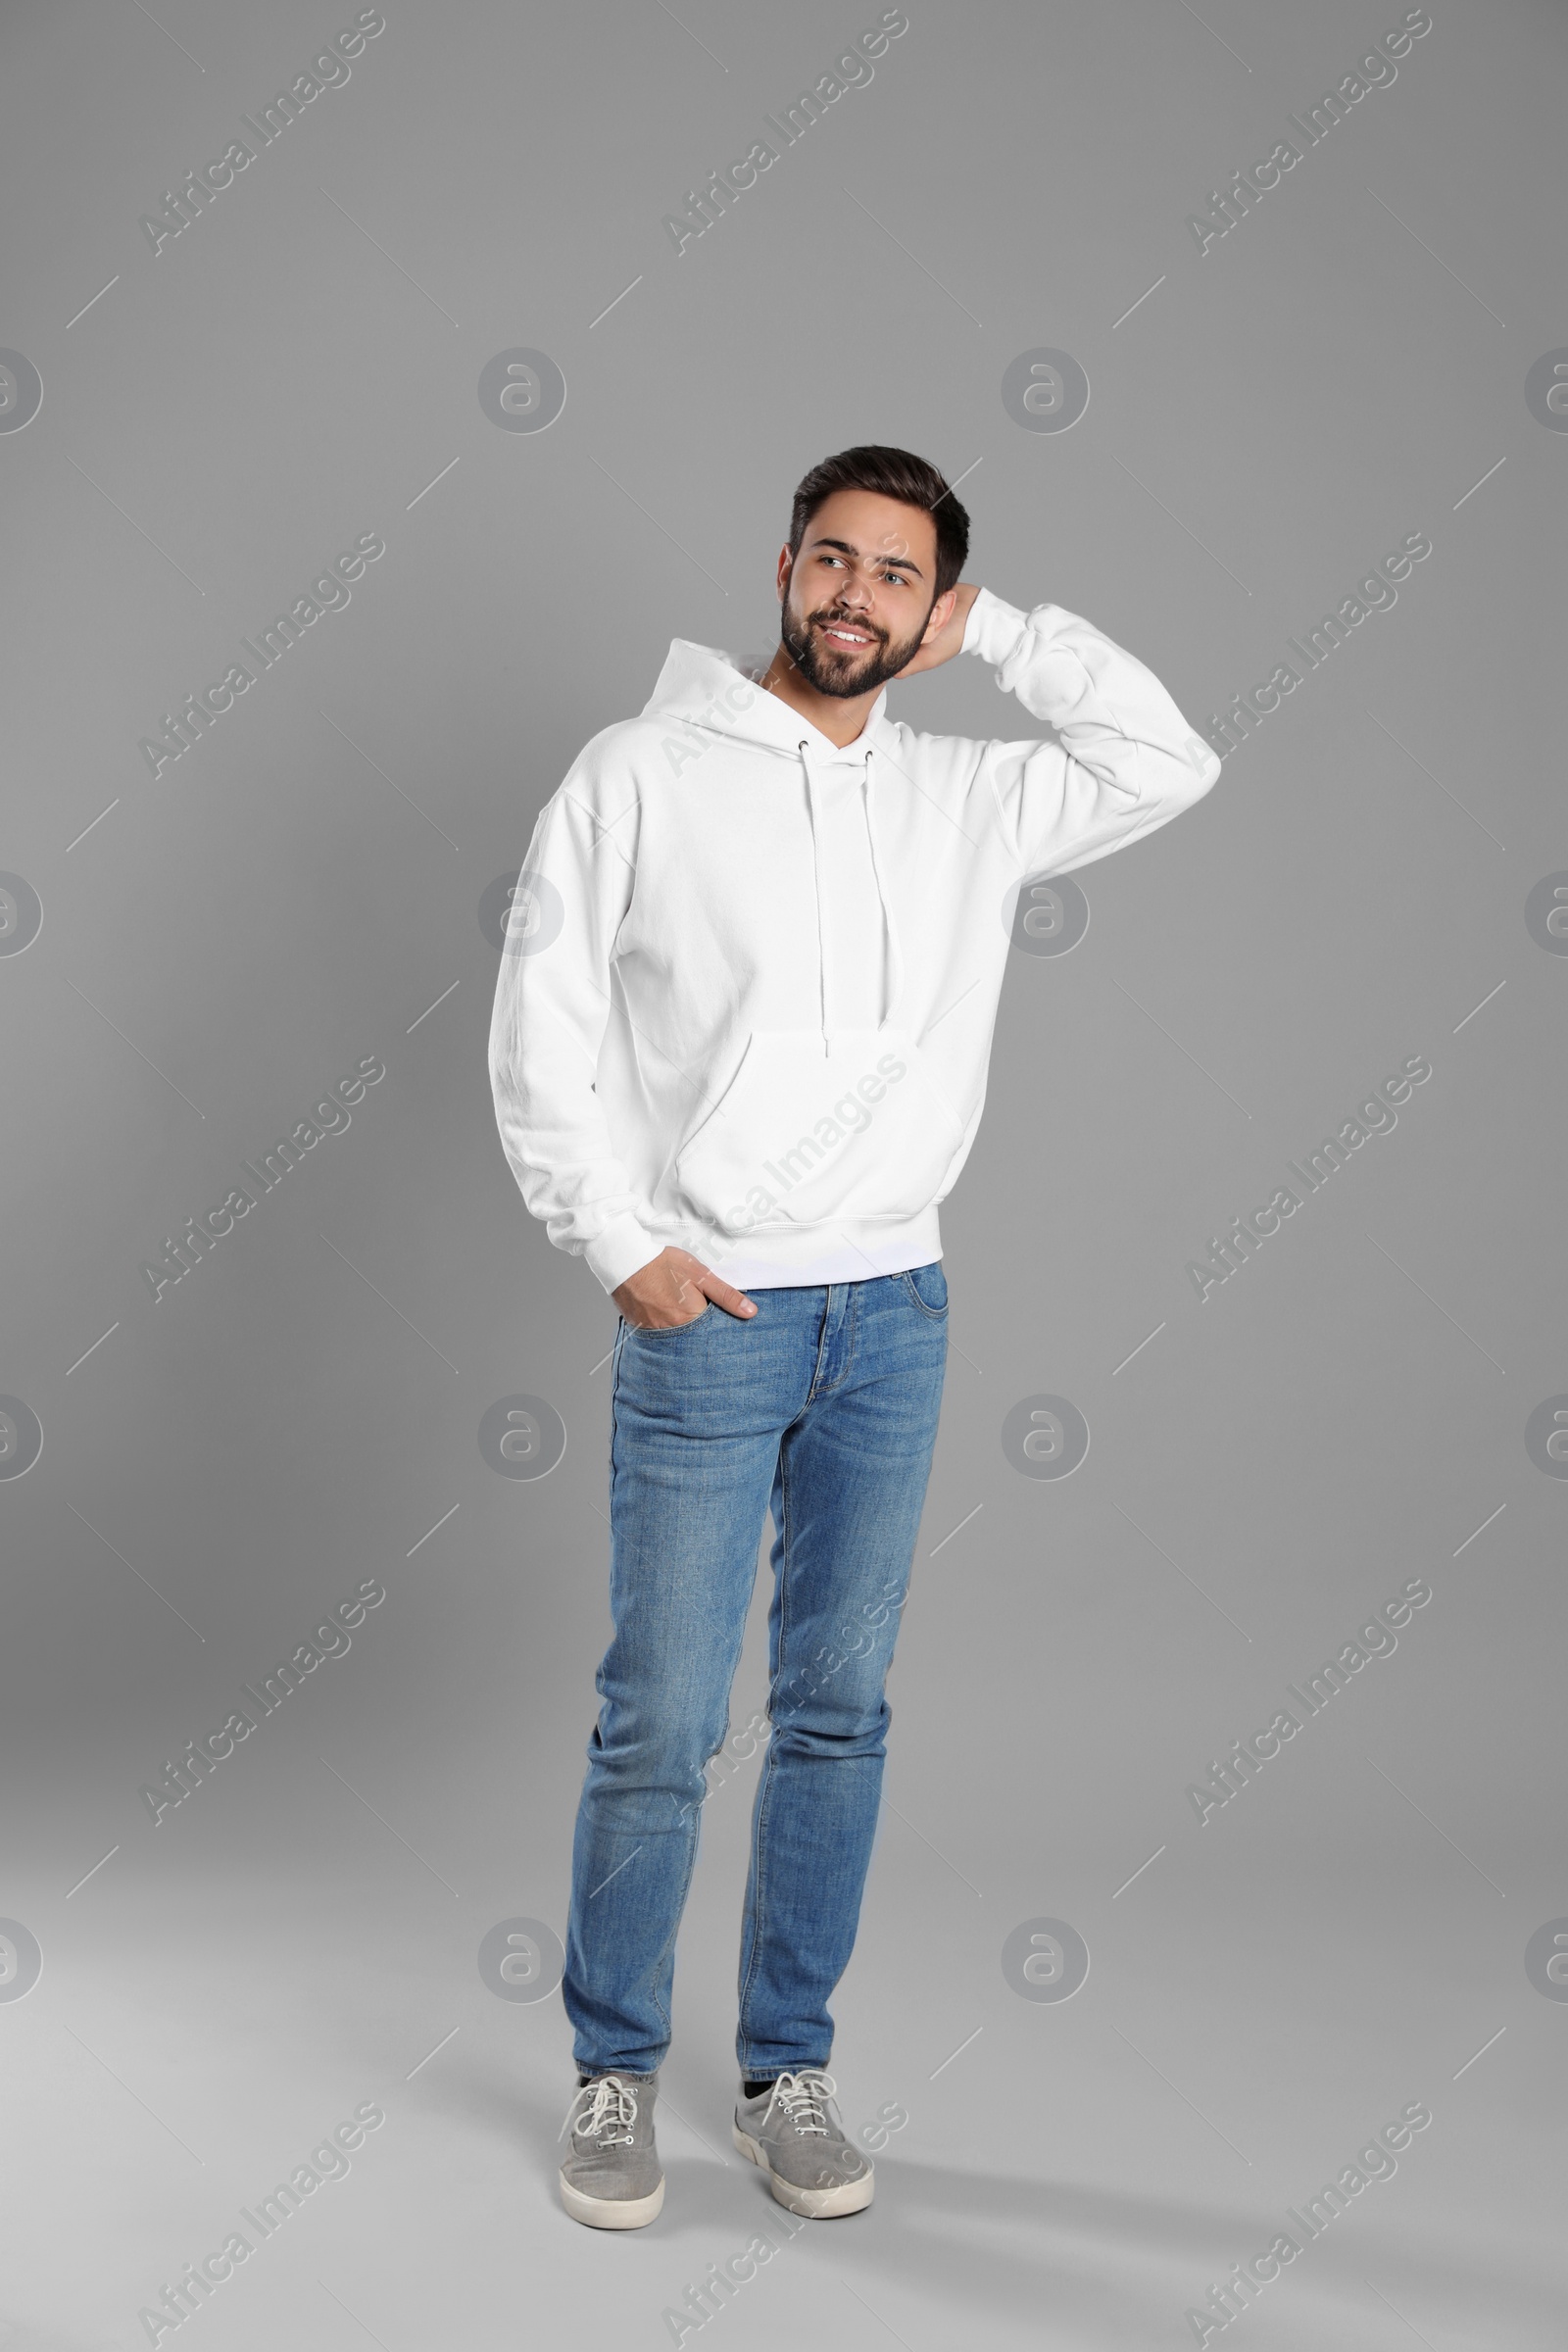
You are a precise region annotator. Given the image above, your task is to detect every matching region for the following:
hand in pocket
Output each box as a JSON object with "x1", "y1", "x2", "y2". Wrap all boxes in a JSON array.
[{"x1": 612, "y1": 1246, "x2": 756, "y2": 1330}]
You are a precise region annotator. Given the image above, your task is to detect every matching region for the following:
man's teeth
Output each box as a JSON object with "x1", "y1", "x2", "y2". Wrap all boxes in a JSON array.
[{"x1": 822, "y1": 624, "x2": 872, "y2": 644}]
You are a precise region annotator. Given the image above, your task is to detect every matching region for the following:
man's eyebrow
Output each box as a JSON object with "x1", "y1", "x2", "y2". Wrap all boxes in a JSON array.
[{"x1": 807, "y1": 535, "x2": 925, "y2": 578}]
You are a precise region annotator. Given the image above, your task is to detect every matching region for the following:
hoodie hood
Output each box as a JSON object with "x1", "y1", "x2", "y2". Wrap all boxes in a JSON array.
[{"x1": 640, "y1": 636, "x2": 893, "y2": 760}]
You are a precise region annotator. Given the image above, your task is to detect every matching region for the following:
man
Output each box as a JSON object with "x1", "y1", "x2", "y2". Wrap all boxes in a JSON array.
[{"x1": 488, "y1": 445, "x2": 1219, "y2": 2230}]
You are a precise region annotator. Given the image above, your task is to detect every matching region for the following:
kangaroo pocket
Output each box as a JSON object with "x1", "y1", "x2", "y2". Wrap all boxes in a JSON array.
[{"x1": 671, "y1": 1025, "x2": 966, "y2": 1236}]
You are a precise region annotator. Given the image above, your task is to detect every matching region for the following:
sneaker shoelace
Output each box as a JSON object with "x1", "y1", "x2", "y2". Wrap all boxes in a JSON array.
[
  {"x1": 765, "y1": 2068, "x2": 837, "y2": 2137},
  {"x1": 562, "y1": 2075, "x2": 639, "y2": 2148}
]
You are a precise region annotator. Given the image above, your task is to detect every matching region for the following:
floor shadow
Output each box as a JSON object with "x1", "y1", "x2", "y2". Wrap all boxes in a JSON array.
[{"x1": 367, "y1": 2039, "x2": 1560, "y2": 2347}]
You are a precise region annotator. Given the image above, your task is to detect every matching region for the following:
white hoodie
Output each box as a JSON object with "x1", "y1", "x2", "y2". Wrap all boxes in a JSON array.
[{"x1": 488, "y1": 589, "x2": 1220, "y2": 1295}]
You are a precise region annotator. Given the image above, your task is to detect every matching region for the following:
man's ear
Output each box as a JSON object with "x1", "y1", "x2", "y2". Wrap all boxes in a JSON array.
[
  {"x1": 920, "y1": 587, "x2": 957, "y2": 643},
  {"x1": 775, "y1": 544, "x2": 793, "y2": 605}
]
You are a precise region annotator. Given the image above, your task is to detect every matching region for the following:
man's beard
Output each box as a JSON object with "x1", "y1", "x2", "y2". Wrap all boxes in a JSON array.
[{"x1": 780, "y1": 595, "x2": 932, "y2": 699}]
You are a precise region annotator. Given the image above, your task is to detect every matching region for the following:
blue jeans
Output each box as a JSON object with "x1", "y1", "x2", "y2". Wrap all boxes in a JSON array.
[{"x1": 564, "y1": 1264, "x2": 950, "y2": 2080}]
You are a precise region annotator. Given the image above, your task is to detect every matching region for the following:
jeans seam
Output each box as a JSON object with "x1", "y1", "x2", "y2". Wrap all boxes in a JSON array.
[
  {"x1": 806, "y1": 1299, "x2": 833, "y2": 1400},
  {"x1": 607, "y1": 1331, "x2": 623, "y2": 1586},
  {"x1": 808, "y1": 1284, "x2": 859, "y2": 1397},
  {"x1": 738, "y1": 1441, "x2": 791, "y2": 2063},
  {"x1": 735, "y1": 1740, "x2": 776, "y2": 2071},
  {"x1": 838, "y1": 1283, "x2": 859, "y2": 1389},
  {"x1": 648, "y1": 1811, "x2": 701, "y2": 2050},
  {"x1": 598, "y1": 1327, "x2": 690, "y2": 2068}
]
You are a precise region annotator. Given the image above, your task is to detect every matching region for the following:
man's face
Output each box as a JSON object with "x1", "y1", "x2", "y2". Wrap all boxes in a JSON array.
[{"x1": 776, "y1": 488, "x2": 943, "y2": 699}]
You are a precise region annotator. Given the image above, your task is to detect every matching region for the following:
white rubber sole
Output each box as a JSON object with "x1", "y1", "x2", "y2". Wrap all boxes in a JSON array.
[
  {"x1": 732, "y1": 2125, "x2": 875, "y2": 2217},
  {"x1": 559, "y1": 2169, "x2": 665, "y2": 2229}
]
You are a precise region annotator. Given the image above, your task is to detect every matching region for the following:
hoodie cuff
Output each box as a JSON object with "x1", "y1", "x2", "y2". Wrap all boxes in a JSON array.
[
  {"x1": 962, "y1": 585, "x2": 1033, "y2": 668},
  {"x1": 963, "y1": 590, "x2": 1092, "y2": 717},
  {"x1": 584, "y1": 1213, "x2": 663, "y2": 1297}
]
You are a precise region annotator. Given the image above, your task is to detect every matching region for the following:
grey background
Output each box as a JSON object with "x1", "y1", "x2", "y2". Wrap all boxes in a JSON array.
[{"x1": 1, "y1": 0, "x2": 1562, "y2": 2343}]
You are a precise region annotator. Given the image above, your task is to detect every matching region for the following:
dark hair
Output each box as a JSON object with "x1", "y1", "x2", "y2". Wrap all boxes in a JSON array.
[{"x1": 788, "y1": 444, "x2": 970, "y2": 601}]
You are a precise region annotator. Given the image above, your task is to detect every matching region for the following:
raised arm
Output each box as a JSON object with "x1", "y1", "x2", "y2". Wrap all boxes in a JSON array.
[{"x1": 906, "y1": 583, "x2": 1221, "y2": 875}]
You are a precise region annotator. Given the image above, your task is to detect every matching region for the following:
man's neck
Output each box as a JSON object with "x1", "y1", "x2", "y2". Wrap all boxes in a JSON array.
[{"x1": 758, "y1": 646, "x2": 879, "y2": 750}]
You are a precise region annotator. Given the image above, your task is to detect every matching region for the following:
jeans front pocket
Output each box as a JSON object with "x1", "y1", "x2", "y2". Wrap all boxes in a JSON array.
[
  {"x1": 900, "y1": 1260, "x2": 949, "y2": 1320},
  {"x1": 623, "y1": 1301, "x2": 712, "y2": 1338}
]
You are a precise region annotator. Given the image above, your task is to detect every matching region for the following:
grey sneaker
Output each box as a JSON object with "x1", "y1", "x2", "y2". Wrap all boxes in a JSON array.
[
  {"x1": 559, "y1": 2071, "x2": 663, "y2": 2228},
  {"x1": 733, "y1": 2068, "x2": 873, "y2": 2218}
]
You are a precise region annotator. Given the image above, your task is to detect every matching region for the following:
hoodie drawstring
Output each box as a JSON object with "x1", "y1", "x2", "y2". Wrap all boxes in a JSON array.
[
  {"x1": 798, "y1": 740, "x2": 830, "y2": 1056},
  {"x1": 859, "y1": 745, "x2": 902, "y2": 1027},
  {"x1": 798, "y1": 737, "x2": 898, "y2": 1052}
]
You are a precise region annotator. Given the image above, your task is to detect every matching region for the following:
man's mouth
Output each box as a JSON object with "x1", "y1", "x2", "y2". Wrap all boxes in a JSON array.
[{"x1": 816, "y1": 618, "x2": 879, "y2": 650}]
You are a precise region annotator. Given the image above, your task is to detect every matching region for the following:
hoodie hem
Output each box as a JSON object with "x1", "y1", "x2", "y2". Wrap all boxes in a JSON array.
[{"x1": 694, "y1": 1208, "x2": 943, "y2": 1289}]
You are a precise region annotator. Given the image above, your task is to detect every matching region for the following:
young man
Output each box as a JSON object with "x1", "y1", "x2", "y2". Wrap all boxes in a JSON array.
[{"x1": 488, "y1": 446, "x2": 1219, "y2": 2230}]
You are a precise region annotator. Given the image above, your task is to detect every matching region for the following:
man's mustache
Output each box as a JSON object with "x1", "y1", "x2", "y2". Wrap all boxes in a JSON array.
[{"x1": 808, "y1": 607, "x2": 886, "y2": 645}]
